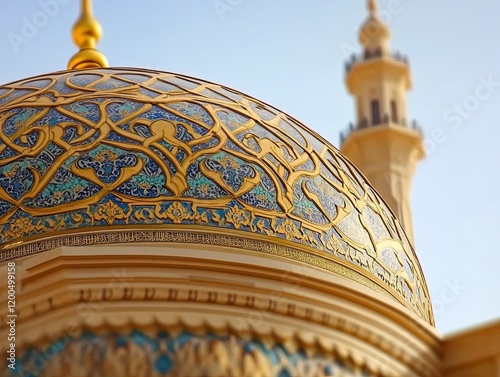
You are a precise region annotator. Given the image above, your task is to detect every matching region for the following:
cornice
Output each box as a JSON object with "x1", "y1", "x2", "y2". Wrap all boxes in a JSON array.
[{"x1": 1, "y1": 243, "x2": 441, "y2": 376}]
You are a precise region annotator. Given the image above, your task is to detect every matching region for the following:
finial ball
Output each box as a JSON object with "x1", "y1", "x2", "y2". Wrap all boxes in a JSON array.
[
  {"x1": 68, "y1": 0, "x2": 108, "y2": 70},
  {"x1": 72, "y1": 16, "x2": 103, "y2": 47}
]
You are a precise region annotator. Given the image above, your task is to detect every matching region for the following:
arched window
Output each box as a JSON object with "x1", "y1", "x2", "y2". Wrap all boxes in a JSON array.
[
  {"x1": 391, "y1": 99, "x2": 398, "y2": 123},
  {"x1": 370, "y1": 99, "x2": 381, "y2": 126}
]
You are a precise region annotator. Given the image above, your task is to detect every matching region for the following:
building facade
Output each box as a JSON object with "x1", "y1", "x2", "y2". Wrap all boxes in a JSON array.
[{"x1": 0, "y1": 1, "x2": 498, "y2": 376}]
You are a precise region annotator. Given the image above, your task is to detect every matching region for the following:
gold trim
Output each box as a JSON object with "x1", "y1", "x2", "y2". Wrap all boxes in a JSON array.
[{"x1": 1, "y1": 225, "x2": 411, "y2": 306}]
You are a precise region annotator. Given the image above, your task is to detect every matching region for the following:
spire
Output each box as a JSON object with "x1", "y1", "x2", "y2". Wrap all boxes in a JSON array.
[
  {"x1": 368, "y1": 0, "x2": 378, "y2": 15},
  {"x1": 68, "y1": 0, "x2": 109, "y2": 70},
  {"x1": 359, "y1": 0, "x2": 390, "y2": 54}
]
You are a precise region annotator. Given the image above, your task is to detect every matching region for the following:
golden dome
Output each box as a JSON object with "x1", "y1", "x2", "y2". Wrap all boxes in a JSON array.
[{"x1": 0, "y1": 68, "x2": 433, "y2": 324}]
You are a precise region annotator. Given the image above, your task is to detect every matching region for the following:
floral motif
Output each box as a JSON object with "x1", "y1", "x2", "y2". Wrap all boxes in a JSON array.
[
  {"x1": 197, "y1": 183, "x2": 210, "y2": 195},
  {"x1": 224, "y1": 205, "x2": 251, "y2": 229},
  {"x1": 203, "y1": 154, "x2": 258, "y2": 195},
  {"x1": 220, "y1": 155, "x2": 240, "y2": 169},
  {"x1": 0, "y1": 162, "x2": 36, "y2": 200},
  {"x1": 5, "y1": 217, "x2": 34, "y2": 239},
  {"x1": 274, "y1": 218, "x2": 302, "y2": 241},
  {"x1": 94, "y1": 149, "x2": 119, "y2": 162},
  {"x1": 164, "y1": 202, "x2": 191, "y2": 223},
  {"x1": 93, "y1": 200, "x2": 127, "y2": 225},
  {"x1": 75, "y1": 148, "x2": 139, "y2": 185},
  {"x1": 325, "y1": 233, "x2": 345, "y2": 255}
]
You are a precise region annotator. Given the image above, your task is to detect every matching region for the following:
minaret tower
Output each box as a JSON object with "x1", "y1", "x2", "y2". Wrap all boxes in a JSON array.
[{"x1": 340, "y1": 0, "x2": 424, "y2": 243}]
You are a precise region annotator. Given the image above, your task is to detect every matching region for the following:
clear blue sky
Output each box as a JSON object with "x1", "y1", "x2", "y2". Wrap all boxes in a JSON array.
[{"x1": 1, "y1": 0, "x2": 499, "y2": 335}]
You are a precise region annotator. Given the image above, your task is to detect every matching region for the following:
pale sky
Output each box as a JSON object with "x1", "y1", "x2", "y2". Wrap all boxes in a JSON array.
[{"x1": 0, "y1": 0, "x2": 499, "y2": 335}]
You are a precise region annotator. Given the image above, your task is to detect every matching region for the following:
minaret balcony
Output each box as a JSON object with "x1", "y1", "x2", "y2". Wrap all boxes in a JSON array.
[
  {"x1": 345, "y1": 49, "x2": 409, "y2": 74},
  {"x1": 339, "y1": 117, "x2": 423, "y2": 145}
]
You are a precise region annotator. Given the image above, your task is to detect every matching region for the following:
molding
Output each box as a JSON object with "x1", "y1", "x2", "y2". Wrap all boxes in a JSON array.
[
  {"x1": 1, "y1": 244, "x2": 441, "y2": 376},
  {"x1": 1, "y1": 227, "x2": 394, "y2": 301}
]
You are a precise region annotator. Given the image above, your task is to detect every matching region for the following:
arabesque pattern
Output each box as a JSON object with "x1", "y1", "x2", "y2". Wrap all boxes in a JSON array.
[
  {"x1": 0, "y1": 68, "x2": 431, "y2": 323},
  {"x1": 11, "y1": 331, "x2": 362, "y2": 377}
]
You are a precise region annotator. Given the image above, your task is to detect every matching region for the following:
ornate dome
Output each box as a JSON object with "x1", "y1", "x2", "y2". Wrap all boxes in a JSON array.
[{"x1": 0, "y1": 68, "x2": 432, "y2": 324}]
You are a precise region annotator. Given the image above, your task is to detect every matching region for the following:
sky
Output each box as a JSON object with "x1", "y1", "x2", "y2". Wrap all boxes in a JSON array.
[{"x1": 0, "y1": 0, "x2": 499, "y2": 335}]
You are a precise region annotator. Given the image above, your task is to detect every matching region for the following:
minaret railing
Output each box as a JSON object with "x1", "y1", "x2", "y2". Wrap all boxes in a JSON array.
[
  {"x1": 339, "y1": 118, "x2": 423, "y2": 144},
  {"x1": 345, "y1": 49, "x2": 409, "y2": 73}
]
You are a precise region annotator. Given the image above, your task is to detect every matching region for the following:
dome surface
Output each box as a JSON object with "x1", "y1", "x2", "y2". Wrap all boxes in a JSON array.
[{"x1": 0, "y1": 68, "x2": 432, "y2": 323}]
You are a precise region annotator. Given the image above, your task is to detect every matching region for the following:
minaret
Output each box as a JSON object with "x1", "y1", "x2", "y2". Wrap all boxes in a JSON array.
[{"x1": 340, "y1": 0, "x2": 424, "y2": 243}]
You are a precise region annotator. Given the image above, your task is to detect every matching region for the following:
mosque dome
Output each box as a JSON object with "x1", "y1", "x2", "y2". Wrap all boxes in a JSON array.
[{"x1": 0, "y1": 67, "x2": 432, "y2": 324}]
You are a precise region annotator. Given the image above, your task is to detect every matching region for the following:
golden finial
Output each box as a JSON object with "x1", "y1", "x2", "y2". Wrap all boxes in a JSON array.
[
  {"x1": 68, "y1": 0, "x2": 109, "y2": 70},
  {"x1": 368, "y1": 0, "x2": 378, "y2": 16}
]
